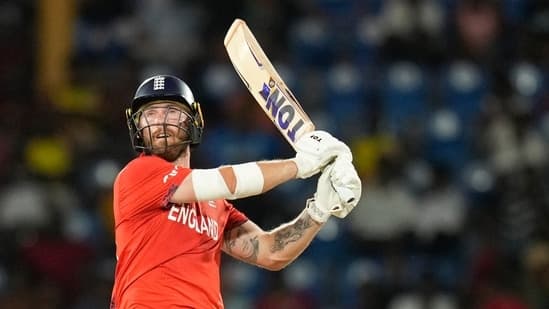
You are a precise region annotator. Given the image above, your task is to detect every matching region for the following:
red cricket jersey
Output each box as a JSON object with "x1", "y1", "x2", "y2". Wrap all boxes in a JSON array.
[{"x1": 110, "y1": 155, "x2": 248, "y2": 308}]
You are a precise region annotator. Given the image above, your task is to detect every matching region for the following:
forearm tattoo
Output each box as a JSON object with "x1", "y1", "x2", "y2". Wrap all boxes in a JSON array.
[
  {"x1": 270, "y1": 214, "x2": 314, "y2": 253},
  {"x1": 224, "y1": 227, "x2": 260, "y2": 263}
]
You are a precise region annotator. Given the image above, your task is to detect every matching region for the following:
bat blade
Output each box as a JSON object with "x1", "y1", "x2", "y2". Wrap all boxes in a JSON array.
[
  {"x1": 224, "y1": 18, "x2": 314, "y2": 145},
  {"x1": 224, "y1": 18, "x2": 355, "y2": 204}
]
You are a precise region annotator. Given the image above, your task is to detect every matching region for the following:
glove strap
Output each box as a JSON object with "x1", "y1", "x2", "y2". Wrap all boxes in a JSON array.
[{"x1": 305, "y1": 198, "x2": 330, "y2": 224}]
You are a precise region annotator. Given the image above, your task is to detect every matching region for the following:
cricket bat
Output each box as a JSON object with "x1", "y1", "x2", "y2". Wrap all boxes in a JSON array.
[{"x1": 224, "y1": 18, "x2": 355, "y2": 204}]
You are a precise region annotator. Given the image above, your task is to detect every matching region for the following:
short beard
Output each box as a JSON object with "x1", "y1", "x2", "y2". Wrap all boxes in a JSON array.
[{"x1": 150, "y1": 142, "x2": 188, "y2": 162}]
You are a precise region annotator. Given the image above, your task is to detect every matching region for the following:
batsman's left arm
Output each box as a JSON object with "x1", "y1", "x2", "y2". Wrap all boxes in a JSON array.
[{"x1": 222, "y1": 210, "x2": 323, "y2": 271}]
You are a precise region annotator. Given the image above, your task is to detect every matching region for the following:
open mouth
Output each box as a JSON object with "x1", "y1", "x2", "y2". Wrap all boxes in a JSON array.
[{"x1": 155, "y1": 133, "x2": 171, "y2": 139}]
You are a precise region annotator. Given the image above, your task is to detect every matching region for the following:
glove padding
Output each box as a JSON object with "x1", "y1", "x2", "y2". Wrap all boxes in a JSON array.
[
  {"x1": 293, "y1": 130, "x2": 351, "y2": 179},
  {"x1": 328, "y1": 156, "x2": 362, "y2": 218},
  {"x1": 306, "y1": 160, "x2": 361, "y2": 223}
]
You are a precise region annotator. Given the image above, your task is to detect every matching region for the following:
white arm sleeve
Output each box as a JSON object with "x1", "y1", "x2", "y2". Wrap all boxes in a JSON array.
[{"x1": 191, "y1": 162, "x2": 264, "y2": 201}]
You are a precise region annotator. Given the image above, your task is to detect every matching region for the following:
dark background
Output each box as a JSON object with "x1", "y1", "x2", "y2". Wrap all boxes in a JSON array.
[{"x1": 0, "y1": 0, "x2": 548, "y2": 308}]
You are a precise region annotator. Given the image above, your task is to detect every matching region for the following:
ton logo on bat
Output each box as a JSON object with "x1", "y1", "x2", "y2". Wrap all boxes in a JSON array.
[{"x1": 258, "y1": 78, "x2": 306, "y2": 143}]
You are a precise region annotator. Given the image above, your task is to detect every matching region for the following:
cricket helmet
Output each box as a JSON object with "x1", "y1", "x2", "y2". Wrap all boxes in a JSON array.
[{"x1": 126, "y1": 75, "x2": 204, "y2": 153}]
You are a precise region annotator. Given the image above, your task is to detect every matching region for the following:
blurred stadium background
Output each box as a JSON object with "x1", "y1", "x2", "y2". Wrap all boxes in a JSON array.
[{"x1": 0, "y1": 0, "x2": 548, "y2": 308}]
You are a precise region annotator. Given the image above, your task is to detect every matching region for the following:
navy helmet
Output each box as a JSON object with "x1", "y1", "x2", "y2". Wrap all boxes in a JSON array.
[{"x1": 126, "y1": 75, "x2": 204, "y2": 152}]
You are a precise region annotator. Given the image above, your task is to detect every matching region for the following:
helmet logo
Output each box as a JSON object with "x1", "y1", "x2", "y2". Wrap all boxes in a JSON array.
[{"x1": 153, "y1": 76, "x2": 165, "y2": 90}]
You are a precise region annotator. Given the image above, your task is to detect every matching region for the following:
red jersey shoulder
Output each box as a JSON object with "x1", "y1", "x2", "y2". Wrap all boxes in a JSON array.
[
  {"x1": 119, "y1": 155, "x2": 167, "y2": 176},
  {"x1": 116, "y1": 155, "x2": 190, "y2": 184}
]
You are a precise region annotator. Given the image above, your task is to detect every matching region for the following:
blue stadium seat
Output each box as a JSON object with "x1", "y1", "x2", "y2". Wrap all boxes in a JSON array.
[
  {"x1": 380, "y1": 61, "x2": 428, "y2": 135},
  {"x1": 440, "y1": 61, "x2": 488, "y2": 129},
  {"x1": 324, "y1": 61, "x2": 370, "y2": 138},
  {"x1": 289, "y1": 17, "x2": 334, "y2": 69},
  {"x1": 353, "y1": 15, "x2": 381, "y2": 67},
  {"x1": 424, "y1": 109, "x2": 470, "y2": 173}
]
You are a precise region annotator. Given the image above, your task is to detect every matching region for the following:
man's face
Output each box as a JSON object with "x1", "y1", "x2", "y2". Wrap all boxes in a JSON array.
[{"x1": 136, "y1": 101, "x2": 192, "y2": 161}]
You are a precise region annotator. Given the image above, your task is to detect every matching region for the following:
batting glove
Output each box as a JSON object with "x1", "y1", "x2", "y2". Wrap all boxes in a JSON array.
[
  {"x1": 306, "y1": 159, "x2": 362, "y2": 223},
  {"x1": 293, "y1": 130, "x2": 351, "y2": 179},
  {"x1": 328, "y1": 156, "x2": 362, "y2": 218},
  {"x1": 306, "y1": 163, "x2": 337, "y2": 223}
]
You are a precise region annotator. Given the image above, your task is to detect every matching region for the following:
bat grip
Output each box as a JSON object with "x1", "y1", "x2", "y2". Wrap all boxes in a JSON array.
[{"x1": 334, "y1": 185, "x2": 355, "y2": 204}]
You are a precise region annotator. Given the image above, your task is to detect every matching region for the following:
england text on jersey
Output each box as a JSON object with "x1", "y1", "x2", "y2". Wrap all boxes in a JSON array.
[{"x1": 167, "y1": 204, "x2": 219, "y2": 240}]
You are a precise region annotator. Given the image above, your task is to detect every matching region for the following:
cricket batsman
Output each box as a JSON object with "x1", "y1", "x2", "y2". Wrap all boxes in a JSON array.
[{"x1": 110, "y1": 75, "x2": 362, "y2": 308}]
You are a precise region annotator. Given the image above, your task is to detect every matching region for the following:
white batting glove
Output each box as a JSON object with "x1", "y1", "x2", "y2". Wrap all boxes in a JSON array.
[
  {"x1": 328, "y1": 156, "x2": 362, "y2": 218},
  {"x1": 305, "y1": 159, "x2": 362, "y2": 223},
  {"x1": 306, "y1": 164, "x2": 340, "y2": 223},
  {"x1": 293, "y1": 130, "x2": 351, "y2": 179}
]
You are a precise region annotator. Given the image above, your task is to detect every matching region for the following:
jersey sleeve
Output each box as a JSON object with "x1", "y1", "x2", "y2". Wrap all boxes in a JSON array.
[
  {"x1": 115, "y1": 155, "x2": 191, "y2": 217},
  {"x1": 223, "y1": 200, "x2": 249, "y2": 231}
]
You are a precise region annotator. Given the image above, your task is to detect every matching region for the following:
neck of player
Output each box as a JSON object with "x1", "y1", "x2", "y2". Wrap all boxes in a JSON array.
[{"x1": 171, "y1": 147, "x2": 191, "y2": 167}]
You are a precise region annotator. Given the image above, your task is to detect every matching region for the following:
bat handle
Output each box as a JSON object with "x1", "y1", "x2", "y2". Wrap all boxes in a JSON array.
[{"x1": 334, "y1": 186, "x2": 355, "y2": 205}]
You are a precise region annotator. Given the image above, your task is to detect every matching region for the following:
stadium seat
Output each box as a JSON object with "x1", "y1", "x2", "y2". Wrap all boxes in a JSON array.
[
  {"x1": 380, "y1": 61, "x2": 428, "y2": 135},
  {"x1": 289, "y1": 17, "x2": 334, "y2": 69},
  {"x1": 440, "y1": 61, "x2": 488, "y2": 128},
  {"x1": 424, "y1": 109, "x2": 470, "y2": 173},
  {"x1": 324, "y1": 61, "x2": 371, "y2": 138}
]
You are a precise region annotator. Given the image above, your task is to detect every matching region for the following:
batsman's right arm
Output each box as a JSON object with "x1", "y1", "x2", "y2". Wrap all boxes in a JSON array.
[
  {"x1": 170, "y1": 159, "x2": 298, "y2": 204},
  {"x1": 170, "y1": 130, "x2": 349, "y2": 204}
]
